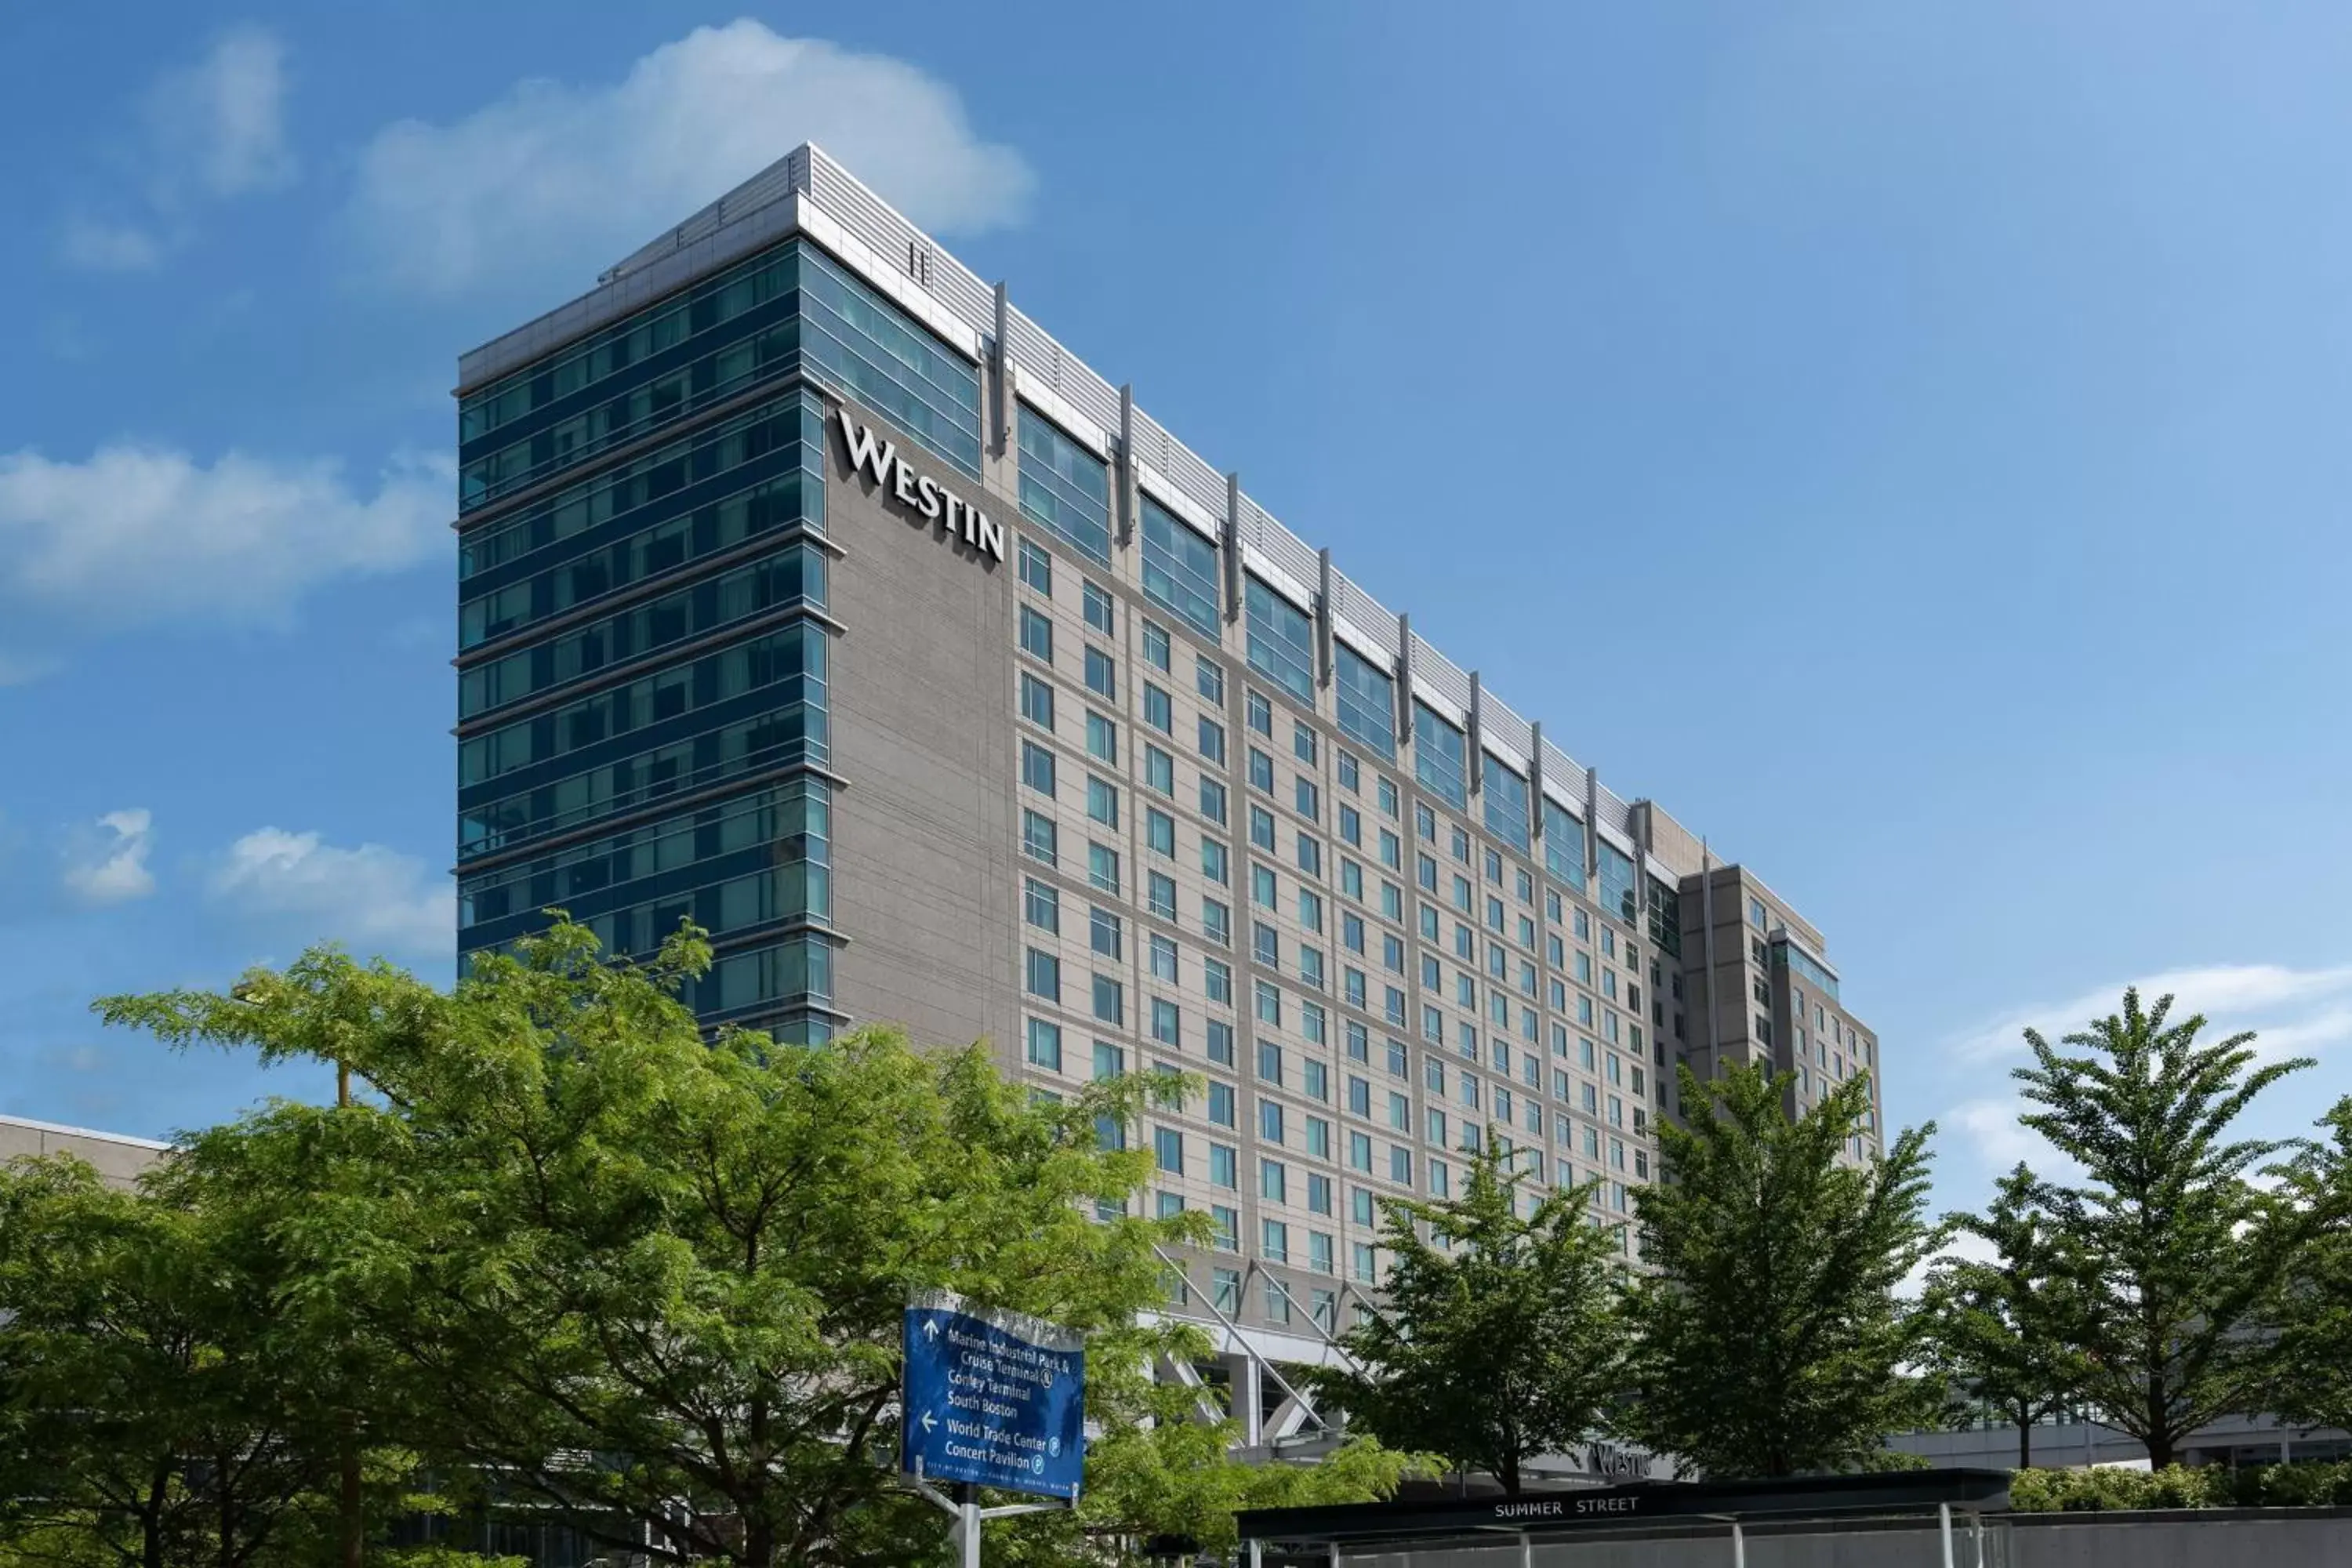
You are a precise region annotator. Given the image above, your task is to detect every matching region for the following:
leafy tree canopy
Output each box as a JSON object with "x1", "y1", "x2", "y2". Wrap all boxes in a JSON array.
[
  {"x1": 89, "y1": 920, "x2": 1406, "y2": 1568},
  {"x1": 1921, "y1": 1163, "x2": 2096, "y2": 1468},
  {"x1": 1303, "y1": 1141, "x2": 1627, "y2": 1494},
  {"x1": 2010, "y1": 988, "x2": 2318, "y2": 1467},
  {"x1": 1627, "y1": 1062, "x2": 1940, "y2": 1478}
]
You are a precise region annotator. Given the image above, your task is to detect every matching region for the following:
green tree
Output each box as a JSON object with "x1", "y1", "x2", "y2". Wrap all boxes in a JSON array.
[
  {"x1": 1921, "y1": 1163, "x2": 2095, "y2": 1467},
  {"x1": 2266, "y1": 1097, "x2": 2352, "y2": 1437},
  {"x1": 1301, "y1": 1142, "x2": 1627, "y2": 1494},
  {"x1": 2012, "y1": 988, "x2": 2317, "y2": 1468},
  {"x1": 95, "y1": 920, "x2": 1405, "y2": 1568},
  {"x1": 0, "y1": 1155, "x2": 361, "y2": 1568},
  {"x1": 1627, "y1": 1062, "x2": 1940, "y2": 1478}
]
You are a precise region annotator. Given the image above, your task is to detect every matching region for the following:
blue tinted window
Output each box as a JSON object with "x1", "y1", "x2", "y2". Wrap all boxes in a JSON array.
[
  {"x1": 1597, "y1": 839, "x2": 1638, "y2": 926},
  {"x1": 1483, "y1": 759, "x2": 1530, "y2": 854},
  {"x1": 794, "y1": 245, "x2": 981, "y2": 477},
  {"x1": 1141, "y1": 496, "x2": 1220, "y2": 637},
  {"x1": 1334, "y1": 645, "x2": 1396, "y2": 760},
  {"x1": 459, "y1": 391, "x2": 826, "y2": 617},
  {"x1": 1017, "y1": 406, "x2": 1112, "y2": 564},
  {"x1": 1649, "y1": 876, "x2": 1683, "y2": 958},
  {"x1": 1245, "y1": 576, "x2": 1315, "y2": 706},
  {"x1": 460, "y1": 546, "x2": 826, "y2": 718},
  {"x1": 1777, "y1": 938, "x2": 1837, "y2": 999},
  {"x1": 1414, "y1": 704, "x2": 1467, "y2": 809},
  {"x1": 1542, "y1": 799, "x2": 1587, "y2": 892},
  {"x1": 460, "y1": 779, "x2": 832, "y2": 959},
  {"x1": 458, "y1": 242, "x2": 978, "y2": 509},
  {"x1": 457, "y1": 624, "x2": 828, "y2": 857}
]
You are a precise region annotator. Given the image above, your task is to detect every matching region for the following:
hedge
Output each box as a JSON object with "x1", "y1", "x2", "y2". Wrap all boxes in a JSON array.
[{"x1": 2009, "y1": 1461, "x2": 2352, "y2": 1512}]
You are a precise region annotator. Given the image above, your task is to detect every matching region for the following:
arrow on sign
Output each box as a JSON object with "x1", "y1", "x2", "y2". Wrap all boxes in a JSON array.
[
  {"x1": 921, "y1": 1411, "x2": 938, "y2": 1434},
  {"x1": 924, "y1": 1320, "x2": 940, "y2": 1341}
]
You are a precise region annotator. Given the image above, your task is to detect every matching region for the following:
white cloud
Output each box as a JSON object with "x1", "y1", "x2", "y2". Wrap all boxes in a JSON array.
[
  {"x1": 56, "y1": 27, "x2": 293, "y2": 274},
  {"x1": 210, "y1": 829, "x2": 452, "y2": 958},
  {"x1": 0, "y1": 445, "x2": 449, "y2": 630},
  {"x1": 147, "y1": 25, "x2": 297, "y2": 200},
  {"x1": 56, "y1": 216, "x2": 163, "y2": 273},
  {"x1": 63, "y1": 809, "x2": 158, "y2": 905},
  {"x1": 1947, "y1": 963, "x2": 2352, "y2": 1064},
  {"x1": 345, "y1": 20, "x2": 1033, "y2": 296},
  {"x1": 1940, "y1": 1095, "x2": 2086, "y2": 1187}
]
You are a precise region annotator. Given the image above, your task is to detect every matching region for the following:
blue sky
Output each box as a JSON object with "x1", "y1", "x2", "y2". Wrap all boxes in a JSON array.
[{"x1": 3, "y1": 2, "x2": 2347, "y2": 1225}]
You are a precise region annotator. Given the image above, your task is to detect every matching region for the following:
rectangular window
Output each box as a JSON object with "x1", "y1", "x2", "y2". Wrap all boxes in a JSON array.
[
  {"x1": 1142, "y1": 619, "x2": 1171, "y2": 672},
  {"x1": 1198, "y1": 717, "x2": 1226, "y2": 766},
  {"x1": 1025, "y1": 947, "x2": 1060, "y2": 1001},
  {"x1": 1259, "y1": 1098, "x2": 1285, "y2": 1142},
  {"x1": 1244, "y1": 575, "x2": 1316, "y2": 705},
  {"x1": 1091, "y1": 906, "x2": 1123, "y2": 960},
  {"x1": 1484, "y1": 758, "x2": 1531, "y2": 854},
  {"x1": 1203, "y1": 956, "x2": 1232, "y2": 1004},
  {"x1": 1414, "y1": 703, "x2": 1468, "y2": 809},
  {"x1": 1140, "y1": 496, "x2": 1220, "y2": 638},
  {"x1": 1018, "y1": 539, "x2": 1052, "y2": 595},
  {"x1": 1598, "y1": 839, "x2": 1638, "y2": 926},
  {"x1": 1017, "y1": 405, "x2": 1112, "y2": 564},
  {"x1": 1333, "y1": 644, "x2": 1397, "y2": 760},
  {"x1": 1199, "y1": 775, "x2": 1229, "y2": 826},
  {"x1": 1144, "y1": 744, "x2": 1174, "y2": 796},
  {"x1": 1208, "y1": 1084, "x2": 1236, "y2": 1128},
  {"x1": 1089, "y1": 842, "x2": 1120, "y2": 895},
  {"x1": 1197, "y1": 655, "x2": 1225, "y2": 705},
  {"x1": 1295, "y1": 776, "x2": 1321, "y2": 822},
  {"x1": 1147, "y1": 808, "x2": 1176, "y2": 857},
  {"x1": 1020, "y1": 673, "x2": 1055, "y2": 731},
  {"x1": 1093, "y1": 975, "x2": 1124, "y2": 1025},
  {"x1": 1207, "y1": 1020, "x2": 1235, "y2": 1066},
  {"x1": 1019, "y1": 604, "x2": 1054, "y2": 664},
  {"x1": 1202, "y1": 838, "x2": 1229, "y2": 886},
  {"x1": 1202, "y1": 898, "x2": 1230, "y2": 946},
  {"x1": 1152, "y1": 996, "x2": 1180, "y2": 1045},
  {"x1": 1250, "y1": 805, "x2": 1276, "y2": 851},
  {"x1": 1254, "y1": 921, "x2": 1279, "y2": 970},
  {"x1": 1023, "y1": 877, "x2": 1059, "y2": 933},
  {"x1": 1022, "y1": 809, "x2": 1057, "y2": 866},
  {"x1": 1087, "y1": 775, "x2": 1119, "y2": 828},
  {"x1": 1025, "y1": 1017, "x2": 1062, "y2": 1069},
  {"x1": 1260, "y1": 1159, "x2": 1287, "y2": 1203},
  {"x1": 1247, "y1": 691, "x2": 1272, "y2": 736},
  {"x1": 1142, "y1": 682, "x2": 1172, "y2": 733},
  {"x1": 1084, "y1": 645, "x2": 1116, "y2": 701},
  {"x1": 1249, "y1": 748, "x2": 1275, "y2": 795},
  {"x1": 1021, "y1": 740, "x2": 1056, "y2": 797},
  {"x1": 1082, "y1": 580, "x2": 1114, "y2": 636},
  {"x1": 1149, "y1": 934, "x2": 1179, "y2": 983},
  {"x1": 1155, "y1": 1126, "x2": 1183, "y2": 1174},
  {"x1": 1261, "y1": 1220, "x2": 1289, "y2": 1266},
  {"x1": 1086, "y1": 711, "x2": 1117, "y2": 764}
]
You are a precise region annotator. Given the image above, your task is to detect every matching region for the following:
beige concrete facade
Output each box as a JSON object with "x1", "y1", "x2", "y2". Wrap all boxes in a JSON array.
[{"x1": 0, "y1": 1114, "x2": 169, "y2": 1189}]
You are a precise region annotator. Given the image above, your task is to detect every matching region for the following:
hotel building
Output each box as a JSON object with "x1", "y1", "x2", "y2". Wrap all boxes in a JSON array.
[{"x1": 451, "y1": 146, "x2": 1886, "y2": 1425}]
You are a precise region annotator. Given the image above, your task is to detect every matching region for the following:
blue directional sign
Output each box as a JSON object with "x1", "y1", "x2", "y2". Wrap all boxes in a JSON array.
[{"x1": 902, "y1": 1289, "x2": 1086, "y2": 1501}]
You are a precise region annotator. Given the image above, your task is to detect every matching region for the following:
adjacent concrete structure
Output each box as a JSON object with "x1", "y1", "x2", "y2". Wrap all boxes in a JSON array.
[{"x1": 0, "y1": 1113, "x2": 168, "y2": 1188}]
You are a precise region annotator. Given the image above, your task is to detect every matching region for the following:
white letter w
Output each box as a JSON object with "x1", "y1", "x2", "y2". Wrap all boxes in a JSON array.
[{"x1": 839, "y1": 412, "x2": 897, "y2": 485}]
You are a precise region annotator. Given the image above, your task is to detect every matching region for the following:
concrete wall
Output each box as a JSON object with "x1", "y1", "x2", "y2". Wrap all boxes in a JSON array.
[
  {"x1": 0, "y1": 1115, "x2": 169, "y2": 1189},
  {"x1": 823, "y1": 402, "x2": 1024, "y2": 1066}
]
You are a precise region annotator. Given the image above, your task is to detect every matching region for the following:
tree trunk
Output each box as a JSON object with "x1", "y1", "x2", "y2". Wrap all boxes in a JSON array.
[
  {"x1": 2017, "y1": 1419, "x2": 2031, "y2": 1470},
  {"x1": 340, "y1": 1433, "x2": 363, "y2": 1568}
]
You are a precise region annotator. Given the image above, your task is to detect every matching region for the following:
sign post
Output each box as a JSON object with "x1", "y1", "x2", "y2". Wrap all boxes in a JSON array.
[{"x1": 901, "y1": 1290, "x2": 1086, "y2": 1568}]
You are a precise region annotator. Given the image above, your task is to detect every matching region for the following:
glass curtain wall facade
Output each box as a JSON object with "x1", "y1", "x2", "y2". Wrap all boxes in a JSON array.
[{"x1": 456, "y1": 240, "x2": 982, "y2": 1042}]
